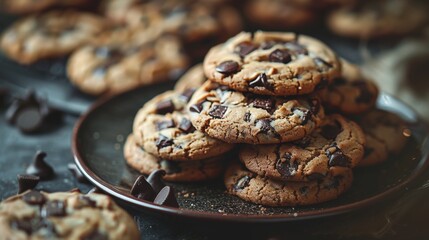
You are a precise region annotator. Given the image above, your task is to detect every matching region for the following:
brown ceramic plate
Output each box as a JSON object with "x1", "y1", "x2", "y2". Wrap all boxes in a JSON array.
[{"x1": 72, "y1": 82, "x2": 429, "y2": 223}]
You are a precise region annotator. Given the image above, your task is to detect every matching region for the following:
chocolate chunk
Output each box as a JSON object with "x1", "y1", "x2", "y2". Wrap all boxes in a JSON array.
[
  {"x1": 276, "y1": 153, "x2": 297, "y2": 177},
  {"x1": 249, "y1": 73, "x2": 273, "y2": 91},
  {"x1": 244, "y1": 112, "x2": 251, "y2": 122},
  {"x1": 160, "y1": 160, "x2": 181, "y2": 174},
  {"x1": 17, "y1": 174, "x2": 40, "y2": 194},
  {"x1": 146, "y1": 170, "x2": 167, "y2": 193},
  {"x1": 157, "y1": 119, "x2": 175, "y2": 130},
  {"x1": 156, "y1": 135, "x2": 174, "y2": 149},
  {"x1": 130, "y1": 175, "x2": 156, "y2": 201},
  {"x1": 261, "y1": 41, "x2": 284, "y2": 50},
  {"x1": 295, "y1": 137, "x2": 311, "y2": 148},
  {"x1": 327, "y1": 148, "x2": 351, "y2": 167},
  {"x1": 22, "y1": 190, "x2": 46, "y2": 205},
  {"x1": 215, "y1": 61, "x2": 239, "y2": 75},
  {"x1": 250, "y1": 98, "x2": 274, "y2": 112},
  {"x1": 234, "y1": 175, "x2": 251, "y2": 191},
  {"x1": 25, "y1": 151, "x2": 55, "y2": 180},
  {"x1": 178, "y1": 118, "x2": 195, "y2": 133},
  {"x1": 156, "y1": 99, "x2": 175, "y2": 115},
  {"x1": 41, "y1": 200, "x2": 66, "y2": 218},
  {"x1": 257, "y1": 118, "x2": 278, "y2": 137},
  {"x1": 354, "y1": 82, "x2": 373, "y2": 103},
  {"x1": 15, "y1": 107, "x2": 44, "y2": 133},
  {"x1": 325, "y1": 176, "x2": 342, "y2": 189},
  {"x1": 180, "y1": 88, "x2": 196, "y2": 102},
  {"x1": 189, "y1": 101, "x2": 204, "y2": 113},
  {"x1": 307, "y1": 173, "x2": 325, "y2": 181},
  {"x1": 78, "y1": 196, "x2": 97, "y2": 208},
  {"x1": 320, "y1": 121, "x2": 342, "y2": 140},
  {"x1": 10, "y1": 218, "x2": 54, "y2": 235},
  {"x1": 309, "y1": 98, "x2": 321, "y2": 115},
  {"x1": 292, "y1": 108, "x2": 312, "y2": 125},
  {"x1": 333, "y1": 78, "x2": 347, "y2": 86},
  {"x1": 83, "y1": 231, "x2": 108, "y2": 240},
  {"x1": 235, "y1": 42, "x2": 257, "y2": 57},
  {"x1": 67, "y1": 163, "x2": 88, "y2": 183},
  {"x1": 269, "y1": 49, "x2": 291, "y2": 63},
  {"x1": 314, "y1": 57, "x2": 333, "y2": 71},
  {"x1": 284, "y1": 42, "x2": 308, "y2": 55},
  {"x1": 153, "y1": 186, "x2": 179, "y2": 208},
  {"x1": 208, "y1": 105, "x2": 228, "y2": 119}
]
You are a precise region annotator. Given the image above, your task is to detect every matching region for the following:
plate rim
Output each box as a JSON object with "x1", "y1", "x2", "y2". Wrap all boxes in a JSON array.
[{"x1": 72, "y1": 86, "x2": 429, "y2": 223}]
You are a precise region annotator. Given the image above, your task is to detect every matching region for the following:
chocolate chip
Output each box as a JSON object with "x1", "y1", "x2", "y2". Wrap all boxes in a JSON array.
[
  {"x1": 320, "y1": 121, "x2": 342, "y2": 140},
  {"x1": 294, "y1": 137, "x2": 311, "y2": 148},
  {"x1": 10, "y1": 218, "x2": 54, "y2": 235},
  {"x1": 153, "y1": 186, "x2": 179, "y2": 208},
  {"x1": 234, "y1": 175, "x2": 251, "y2": 191},
  {"x1": 83, "y1": 231, "x2": 108, "y2": 240},
  {"x1": 157, "y1": 119, "x2": 175, "y2": 130},
  {"x1": 22, "y1": 190, "x2": 46, "y2": 205},
  {"x1": 325, "y1": 176, "x2": 342, "y2": 189},
  {"x1": 180, "y1": 88, "x2": 196, "y2": 102},
  {"x1": 257, "y1": 118, "x2": 278, "y2": 136},
  {"x1": 189, "y1": 101, "x2": 204, "y2": 113},
  {"x1": 261, "y1": 41, "x2": 284, "y2": 50},
  {"x1": 178, "y1": 118, "x2": 195, "y2": 133},
  {"x1": 67, "y1": 163, "x2": 88, "y2": 183},
  {"x1": 250, "y1": 97, "x2": 274, "y2": 112},
  {"x1": 244, "y1": 112, "x2": 251, "y2": 122},
  {"x1": 284, "y1": 42, "x2": 308, "y2": 55},
  {"x1": 276, "y1": 153, "x2": 297, "y2": 177},
  {"x1": 208, "y1": 105, "x2": 228, "y2": 119},
  {"x1": 25, "y1": 151, "x2": 55, "y2": 180},
  {"x1": 146, "y1": 170, "x2": 167, "y2": 193},
  {"x1": 249, "y1": 73, "x2": 273, "y2": 91},
  {"x1": 327, "y1": 148, "x2": 351, "y2": 167},
  {"x1": 215, "y1": 61, "x2": 239, "y2": 75},
  {"x1": 160, "y1": 160, "x2": 181, "y2": 174},
  {"x1": 41, "y1": 200, "x2": 66, "y2": 218},
  {"x1": 130, "y1": 175, "x2": 156, "y2": 201},
  {"x1": 314, "y1": 57, "x2": 333, "y2": 71},
  {"x1": 15, "y1": 107, "x2": 45, "y2": 133},
  {"x1": 307, "y1": 173, "x2": 325, "y2": 181},
  {"x1": 78, "y1": 196, "x2": 97, "y2": 208},
  {"x1": 355, "y1": 83, "x2": 373, "y2": 103},
  {"x1": 269, "y1": 49, "x2": 291, "y2": 63},
  {"x1": 17, "y1": 174, "x2": 40, "y2": 194},
  {"x1": 156, "y1": 135, "x2": 174, "y2": 149},
  {"x1": 156, "y1": 99, "x2": 175, "y2": 115},
  {"x1": 235, "y1": 42, "x2": 257, "y2": 57},
  {"x1": 292, "y1": 108, "x2": 312, "y2": 125},
  {"x1": 309, "y1": 98, "x2": 321, "y2": 115}
]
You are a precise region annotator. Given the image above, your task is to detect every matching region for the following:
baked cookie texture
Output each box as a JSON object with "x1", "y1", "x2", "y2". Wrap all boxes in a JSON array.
[
  {"x1": 240, "y1": 114, "x2": 365, "y2": 181},
  {"x1": 224, "y1": 161, "x2": 353, "y2": 207},
  {"x1": 187, "y1": 80, "x2": 325, "y2": 144},
  {"x1": 327, "y1": 0, "x2": 427, "y2": 38},
  {"x1": 318, "y1": 59, "x2": 379, "y2": 114},
  {"x1": 133, "y1": 90, "x2": 234, "y2": 160},
  {"x1": 0, "y1": 190, "x2": 140, "y2": 240},
  {"x1": 204, "y1": 31, "x2": 341, "y2": 96},
  {"x1": 124, "y1": 135, "x2": 226, "y2": 182},
  {"x1": 0, "y1": 11, "x2": 106, "y2": 64},
  {"x1": 174, "y1": 64, "x2": 206, "y2": 93}
]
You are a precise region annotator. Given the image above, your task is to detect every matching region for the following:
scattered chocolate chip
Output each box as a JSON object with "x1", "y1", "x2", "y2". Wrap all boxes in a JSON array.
[
  {"x1": 146, "y1": 170, "x2": 167, "y2": 193},
  {"x1": 160, "y1": 160, "x2": 182, "y2": 174},
  {"x1": 269, "y1": 49, "x2": 291, "y2": 63},
  {"x1": 320, "y1": 121, "x2": 342, "y2": 140},
  {"x1": 155, "y1": 99, "x2": 175, "y2": 115},
  {"x1": 156, "y1": 135, "x2": 174, "y2": 149},
  {"x1": 10, "y1": 218, "x2": 54, "y2": 235},
  {"x1": 292, "y1": 108, "x2": 312, "y2": 125},
  {"x1": 215, "y1": 61, "x2": 239, "y2": 75},
  {"x1": 234, "y1": 175, "x2": 251, "y2": 191},
  {"x1": 25, "y1": 151, "x2": 54, "y2": 180},
  {"x1": 130, "y1": 175, "x2": 156, "y2": 201},
  {"x1": 244, "y1": 112, "x2": 251, "y2": 122},
  {"x1": 276, "y1": 153, "x2": 297, "y2": 177},
  {"x1": 249, "y1": 73, "x2": 273, "y2": 91},
  {"x1": 189, "y1": 101, "x2": 205, "y2": 113},
  {"x1": 257, "y1": 118, "x2": 278, "y2": 137},
  {"x1": 17, "y1": 174, "x2": 40, "y2": 194},
  {"x1": 307, "y1": 173, "x2": 325, "y2": 181},
  {"x1": 178, "y1": 118, "x2": 195, "y2": 133},
  {"x1": 83, "y1": 231, "x2": 108, "y2": 240},
  {"x1": 153, "y1": 186, "x2": 179, "y2": 208},
  {"x1": 15, "y1": 107, "x2": 44, "y2": 133},
  {"x1": 314, "y1": 57, "x2": 333, "y2": 71},
  {"x1": 235, "y1": 42, "x2": 257, "y2": 57},
  {"x1": 41, "y1": 200, "x2": 66, "y2": 218},
  {"x1": 67, "y1": 163, "x2": 88, "y2": 183},
  {"x1": 22, "y1": 190, "x2": 46, "y2": 205},
  {"x1": 250, "y1": 97, "x2": 274, "y2": 112},
  {"x1": 180, "y1": 88, "x2": 196, "y2": 102},
  {"x1": 327, "y1": 148, "x2": 350, "y2": 167},
  {"x1": 157, "y1": 119, "x2": 175, "y2": 130},
  {"x1": 208, "y1": 105, "x2": 228, "y2": 119}
]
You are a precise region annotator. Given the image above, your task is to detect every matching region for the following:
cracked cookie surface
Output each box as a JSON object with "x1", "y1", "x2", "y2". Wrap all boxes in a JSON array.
[
  {"x1": 224, "y1": 161, "x2": 353, "y2": 206},
  {"x1": 124, "y1": 135, "x2": 226, "y2": 182},
  {"x1": 240, "y1": 114, "x2": 365, "y2": 181},
  {"x1": 133, "y1": 90, "x2": 234, "y2": 161},
  {"x1": 203, "y1": 31, "x2": 341, "y2": 96},
  {"x1": 187, "y1": 80, "x2": 325, "y2": 144},
  {"x1": 0, "y1": 190, "x2": 139, "y2": 240}
]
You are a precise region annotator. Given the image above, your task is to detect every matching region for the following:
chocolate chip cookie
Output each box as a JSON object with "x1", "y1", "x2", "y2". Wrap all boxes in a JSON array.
[
  {"x1": 203, "y1": 31, "x2": 341, "y2": 96},
  {"x1": 327, "y1": 0, "x2": 427, "y2": 38},
  {"x1": 187, "y1": 80, "x2": 325, "y2": 144},
  {"x1": 0, "y1": 11, "x2": 106, "y2": 64},
  {"x1": 124, "y1": 135, "x2": 227, "y2": 182},
  {"x1": 0, "y1": 190, "x2": 139, "y2": 239},
  {"x1": 174, "y1": 64, "x2": 206, "y2": 93},
  {"x1": 224, "y1": 161, "x2": 353, "y2": 206},
  {"x1": 356, "y1": 109, "x2": 409, "y2": 167},
  {"x1": 240, "y1": 114, "x2": 365, "y2": 181},
  {"x1": 67, "y1": 34, "x2": 189, "y2": 95},
  {"x1": 0, "y1": 0, "x2": 88, "y2": 14},
  {"x1": 133, "y1": 90, "x2": 234, "y2": 160},
  {"x1": 318, "y1": 59, "x2": 379, "y2": 114}
]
